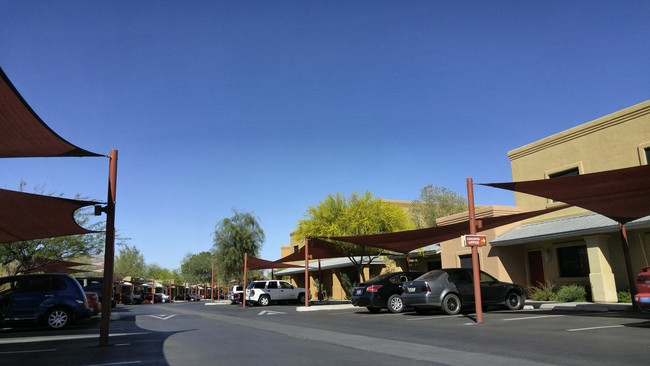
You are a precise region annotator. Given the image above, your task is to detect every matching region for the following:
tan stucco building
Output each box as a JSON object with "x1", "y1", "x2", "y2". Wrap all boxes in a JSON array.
[{"x1": 440, "y1": 100, "x2": 650, "y2": 302}]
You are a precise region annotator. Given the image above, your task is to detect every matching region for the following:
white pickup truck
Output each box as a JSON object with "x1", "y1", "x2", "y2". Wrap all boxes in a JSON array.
[{"x1": 245, "y1": 280, "x2": 310, "y2": 306}]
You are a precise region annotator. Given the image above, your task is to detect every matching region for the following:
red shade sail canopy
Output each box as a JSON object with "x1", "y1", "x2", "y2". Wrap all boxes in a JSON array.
[
  {"x1": 231, "y1": 257, "x2": 303, "y2": 273},
  {"x1": 0, "y1": 188, "x2": 100, "y2": 243},
  {"x1": 0, "y1": 67, "x2": 102, "y2": 158},
  {"x1": 481, "y1": 165, "x2": 650, "y2": 224},
  {"x1": 22, "y1": 258, "x2": 92, "y2": 274},
  {"x1": 274, "y1": 237, "x2": 368, "y2": 263},
  {"x1": 328, "y1": 205, "x2": 568, "y2": 254}
]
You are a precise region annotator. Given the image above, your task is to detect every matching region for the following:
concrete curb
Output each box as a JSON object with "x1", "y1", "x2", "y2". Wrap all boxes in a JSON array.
[{"x1": 296, "y1": 304, "x2": 356, "y2": 312}]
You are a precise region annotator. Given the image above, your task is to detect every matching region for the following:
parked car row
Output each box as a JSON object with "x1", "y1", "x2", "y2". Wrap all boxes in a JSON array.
[{"x1": 352, "y1": 269, "x2": 527, "y2": 315}]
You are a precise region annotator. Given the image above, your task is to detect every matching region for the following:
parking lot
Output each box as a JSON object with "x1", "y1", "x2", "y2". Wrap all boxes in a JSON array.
[{"x1": 0, "y1": 301, "x2": 648, "y2": 365}]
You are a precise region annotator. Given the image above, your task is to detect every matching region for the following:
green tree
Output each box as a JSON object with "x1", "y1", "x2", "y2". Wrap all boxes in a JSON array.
[
  {"x1": 409, "y1": 185, "x2": 467, "y2": 228},
  {"x1": 212, "y1": 210, "x2": 265, "y2": 282},
  {"x1": 146, "y1": 263, "x2": 173, "y2": 281},
  {"x1": 114, "y1": 245, "x2": 146, "y2": 279},
  {"x1": 180, "y1": 251, "x2": 214, "y2": 283},
  {"x1": 295, "y1": 191, "x2": 414, "y2": 282}
]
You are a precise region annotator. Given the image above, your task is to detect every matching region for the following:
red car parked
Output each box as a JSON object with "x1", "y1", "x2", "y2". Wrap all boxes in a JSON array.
[
  {"x1": 634, "y1": 266, "x2": 650, "y2": 310},
  {"x1": 85, "y1": 292, "x2": 101, "y2": 316}
]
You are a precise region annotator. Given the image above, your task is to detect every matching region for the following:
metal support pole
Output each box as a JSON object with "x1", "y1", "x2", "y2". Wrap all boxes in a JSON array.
[
  {"x1": 620, "y1": 224, "x2": 640, "y2": 311},
  {"x1": 243, "y1": 252, "x2": 248, "y2": 308},
  {"x1": 99, "y1": 149, "x2": 118, "y2": 346},
  {"x1": 304, "y1": 238, "x2": 310, "y2": 307},
  {"x1": 318, "y1": 259, "x2": 322, "y2": 301},
  {"x1": 211, "y1": 263, "x2": 215, "y2": 303},
  {"x1": 467, "y1": 178, "x2": 483, "y2": 323},
  {"x1": 151, "y1": 276, "x2": 155, "y2": 304}
]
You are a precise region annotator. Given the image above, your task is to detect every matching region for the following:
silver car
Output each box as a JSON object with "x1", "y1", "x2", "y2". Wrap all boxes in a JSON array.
[{"x1": 401, "y1": 268, "x2": 526, "y2": 315}]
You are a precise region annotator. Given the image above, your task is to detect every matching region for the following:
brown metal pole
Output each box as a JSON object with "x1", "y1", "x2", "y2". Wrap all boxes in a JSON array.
[
  {"x1": 318, "y1": 259, "x2": 322, "y2": 301},
  {"x1": 119, "y1": 281, "x2": 123, "y2": 305},
  {"x1": 211, "y1": 263, "x2": 215, "y2": 303},
  {"x1": 304, "y1": 238, "x2": 310, "y2": 307},
  {"x1": 218, "y1": 276, "x2": 221, "y2": 300},
  {"x1": 406, "y1": 253, "x2": 411, "y2": 271},
  {"x1": 467, "y1": 178, "x2": 483, "y2": 323},
  {"x1": 620, "y1": 224, "x2": 640, "y2": 311},
  {"x1": 243, "y1": 252, "x2": 248, "y2": 308},
  {"x1": 99, "y1": 149, "x2": 118, "y2": 346},
  {"x1": 151, "y1": 276, "x2": 155, "y2": 304}
]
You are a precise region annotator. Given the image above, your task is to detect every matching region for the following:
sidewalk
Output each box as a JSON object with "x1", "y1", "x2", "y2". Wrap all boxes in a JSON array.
[{"x1": 295, "y1": 300, "x2": 635, "y2": 312}]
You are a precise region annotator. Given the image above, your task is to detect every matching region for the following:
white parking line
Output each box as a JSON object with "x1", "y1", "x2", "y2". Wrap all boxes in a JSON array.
[
  {"x1": 567, "y1": 325, "x2": 624, "y2": 332},
  {"x1": 360, "y1": 313, "x2": 403, "y2": 318},
  {"x1": 503, "y1": 315, "x2": 565, "y2": 321},
  {"x1": 0, "y1": 349, "x2": 57, "y2": 354},
  {"x1": 405, "y1": 315, "x2": 465, "y2": 321}
]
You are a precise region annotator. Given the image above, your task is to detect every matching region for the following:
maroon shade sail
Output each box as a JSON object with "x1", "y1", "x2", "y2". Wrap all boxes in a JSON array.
[
  {"x1": 480, "y1": 165, "x2": 650, "y2": 224},
  {"x1": 22, "y1": 258, "x2": 93, "y2": 274},
  {"x1": 0, "y1": 67, "x2": 102, "y2": 158},
  {"x1": 274, "y1": 237, "x2": 368, "y2": 263},
  {"x1": 230, "y1": 257, "x2": 303, "y2": 272},
  {"x1": 0, "y1": 188, "x2": 100, "y2": 243},
  {"x1": 327, "y1": 205, "x2": 568, "y2": 254}
]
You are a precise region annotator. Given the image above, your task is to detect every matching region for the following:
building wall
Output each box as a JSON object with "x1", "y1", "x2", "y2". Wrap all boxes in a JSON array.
[
  {"x1": 508, "y1": 100, "x2": 650, "y2": 216},
  {"x1": 498, "y1": 100, "x2": 650, "y2": 301}
]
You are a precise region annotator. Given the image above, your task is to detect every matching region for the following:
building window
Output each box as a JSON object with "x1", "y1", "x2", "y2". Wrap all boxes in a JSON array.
[
  {"x1": 293, "y1": 245, "x2": 299, "y2": 253},
  {"x1": 427, "y1": 260, "x2": 442, "y2": 271},
  {"x1": 645, "y1": 147, "x2": 650, "y2": 164},
  {"x1": 557, "y1": 245, "x2": 590, "y2": 277},
  {"x1": 459, "y1": 254, "x2": 475, "y2": 269},
  {"x1": 549, "y1": 167, "x2": 580, "y2": 179}
]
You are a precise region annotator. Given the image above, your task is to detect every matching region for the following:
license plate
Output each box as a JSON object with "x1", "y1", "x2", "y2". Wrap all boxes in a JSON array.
[
  {"x1": 355, "y1": 289, "x2": 363, "y2": 295},
  {"x1": 408, "y1": 287, "x2": 416, "y2": 292},
  {"x1": 641, "y1": 297, "x2": 650, "y2": 303}
]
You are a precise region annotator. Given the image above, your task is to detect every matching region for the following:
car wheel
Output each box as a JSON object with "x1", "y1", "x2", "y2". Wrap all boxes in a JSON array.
[
  {"x1": 505, "y1": 291, "x2": 524, "y2": 310},
  {"x1": 387, "y1": 294, "x2": 404, "y2": 313},
  {"x1": 366, "y1": 306, "x2": 381, "y2": 313},
  {"x1": 45, "y1": 307, "x2": 71, "y2": 330},
  {"x1": 297, "y1": 293, "x2": 306, "y2": 304},
  {"x1": 441, "y1": 293, "x2": 461, "y2": 315},
  {"x1": 259, "y1": 295, "x2": 270, "y2": 306},
  {"x1": 414, "y1": 307, "x2": 430, "y2": 315}
]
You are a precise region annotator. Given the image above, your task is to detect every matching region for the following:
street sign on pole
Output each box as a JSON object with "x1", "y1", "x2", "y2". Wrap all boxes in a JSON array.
[{"x1": 462, "y1": 235, "x2": 488, "y2": 247}]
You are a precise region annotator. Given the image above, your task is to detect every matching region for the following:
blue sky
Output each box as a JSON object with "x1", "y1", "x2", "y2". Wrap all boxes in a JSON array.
[{"x1": 1, "y1": 1, "x2": 649, "y2": 270}]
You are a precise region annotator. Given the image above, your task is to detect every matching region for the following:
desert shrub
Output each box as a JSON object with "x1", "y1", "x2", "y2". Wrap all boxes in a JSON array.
[
  {"x1": 553, "y1": 284, "x2": 587, "y2": 302},
  {"x1": 617, "y1": 290, "x2": 632, "y2": 303},
  {"x1": 528, "y1": 281, "x2": 556, "y2": 301}
]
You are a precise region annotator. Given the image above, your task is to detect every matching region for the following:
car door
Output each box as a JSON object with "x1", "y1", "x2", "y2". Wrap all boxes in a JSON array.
[
  {"x1": 279, "y1": 281, "x2": 295, "y2": 300},
  {"x1": 12, "y1": 276, "x2": 52, "y2": 320},
  {"x1": 265, "y1": 281, "x2": 280, "y2": 301},
  {"x1": 479, "y1": 271, "x2": 508, "y2": 304},
  {"x1": 449, "y1": 270, "x2": 475, "y2": 305}
]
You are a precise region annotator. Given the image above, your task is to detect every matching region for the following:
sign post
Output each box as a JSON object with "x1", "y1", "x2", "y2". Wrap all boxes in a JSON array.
[{"x1": 467, "y1": 178, "x2": 483, "y2": 323}]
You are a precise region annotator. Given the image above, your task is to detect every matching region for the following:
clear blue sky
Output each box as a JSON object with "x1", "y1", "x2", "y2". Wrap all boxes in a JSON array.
[{"x1": 2, "y1": 1, "x2": 649, "y2": 270}]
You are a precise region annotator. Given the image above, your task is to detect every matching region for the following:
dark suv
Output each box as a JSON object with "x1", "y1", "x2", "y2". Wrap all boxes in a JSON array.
[
  {"x1": 0, "y1": 274, "x2": 93, "y2": 329},
  {"x1": 75, "y1": 276, "x2": 117, "y2": 308},
  {"x1": 351, "y1": 271, "x2": 423, "y2": 313}
]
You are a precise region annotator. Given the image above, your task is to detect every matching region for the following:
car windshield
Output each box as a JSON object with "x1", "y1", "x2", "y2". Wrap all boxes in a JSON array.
[{"x1": 415, "y1": 270, "x2": 446, "y2": 281}]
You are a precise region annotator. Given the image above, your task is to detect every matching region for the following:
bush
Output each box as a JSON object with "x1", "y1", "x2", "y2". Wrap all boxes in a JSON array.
[
  {"x1": 552, "y1": 284, "x2": 587, "y2": 302},
  {"x1": 617, "y1": 290, "x2": 632, "y2": 303},
  {"x1": 528, "y1": 281, "x2": 556, "y2": 301}
]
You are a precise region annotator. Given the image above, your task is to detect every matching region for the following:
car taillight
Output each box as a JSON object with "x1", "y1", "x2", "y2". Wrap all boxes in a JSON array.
[
  {"x1": 366, "y1": 285, "x2": 383, "y2": 293},
  {"x1": 251, "y1": 290, "x2": 255, "y2": 296},
  {"x1": 422, "y1": 283, "x2": 431, "y2": 293}
]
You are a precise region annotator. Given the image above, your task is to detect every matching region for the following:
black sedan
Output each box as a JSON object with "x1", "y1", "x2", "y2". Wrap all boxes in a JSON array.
[
  {"x1": 351, "y1": 271, "x2": 423, "y2": 313},
  {"x1": 401, "y1": 268, "x2": 526, "y2": 315}
]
